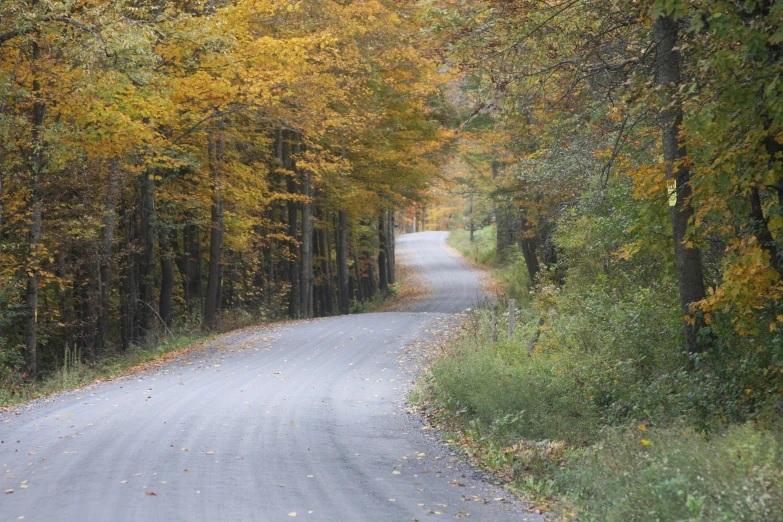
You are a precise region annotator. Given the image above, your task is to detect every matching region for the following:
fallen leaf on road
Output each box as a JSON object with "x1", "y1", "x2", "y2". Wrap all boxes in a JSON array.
[
  {"x1": 205, "y1": 451, "x2": 214, "y2": 455},
  {"x1": 145, "y1": 491, "x2": 158, "y2": 496},
  {"x1": 5, "y1": 489, "x2": 12, "y2": 494},
  {"x1": 288, "y1": 512, "x2": 296, "y2": 517}
]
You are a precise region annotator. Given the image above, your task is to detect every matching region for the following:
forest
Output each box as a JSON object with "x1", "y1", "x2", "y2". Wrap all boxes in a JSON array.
[
  {"x1": 0, "y1": 0, "x2": 445, "y2": 385},
  {"x1": 2, "y1": 0, "x2": 783, "y2": 520}
]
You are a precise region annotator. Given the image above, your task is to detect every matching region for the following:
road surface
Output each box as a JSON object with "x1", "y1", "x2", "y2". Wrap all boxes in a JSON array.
[{"x1": 1, "y1": 232, "x2": 541, "y2": 521}]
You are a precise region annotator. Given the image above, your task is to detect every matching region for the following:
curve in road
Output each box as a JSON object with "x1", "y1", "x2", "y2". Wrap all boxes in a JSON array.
[
  {"x1": 396, "y1": 232, "x2": 487, "y2": 314},
  {"x1": 1, "y1": 232, "x2": 540, "y2": 522}
]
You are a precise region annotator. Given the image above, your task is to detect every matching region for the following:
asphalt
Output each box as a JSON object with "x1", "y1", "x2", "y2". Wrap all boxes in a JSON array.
[{"x1": 1, "y1": 231, "x2": 543, "y2": 522}]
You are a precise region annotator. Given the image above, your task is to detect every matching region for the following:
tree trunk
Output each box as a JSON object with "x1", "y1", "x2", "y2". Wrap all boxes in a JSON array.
[
  {"x1": 496, "y1": 204, "x2": 512, "y2": 261},
  {"x1": 185, "y1": 222, "x2": 202, "y2": 315},
  {"x1": 493, "y1": 160, "x2": 511, "y2": 261},
  {"x1": 121, "y1": 200, "x2": 138, "y2": 349},
  {"x1": 56, "y1": 245, "x2": 74, "y2": 355},
  {"x1": 387, "y1": 211, "x2": 396, "y2": 285},
  {"x1": 158, "y1": 220, "x2": 175, "y2": 329},
  {"x1": 654, "y1": 15, "x2": 709, "y2": 354},
  {"x1": 300, "y1": 167, "x2": 314, "y2": 318},
  {"x1": 97, "y1": 171, "x2": 117, "y2": 351},
  {"x1": 204, "y1": 132, "x2": 224, "y2": 329},
  {"x1": 378, "y1": 213, "x2": 388, "y2": 292},
  {"x1": 749, "y1": 186, "x2": 783, "y2": 276},
  {"x1": 319, "y1": 214, "x2": 334, "y2": 315},
  {"x1": 353, "y1": 251, "x2": 365, "y2": 302},
  {"x1": 469, "y1": 195, "x2": 475, "y2": 242},
  {"x1": 83, "y1": 252, "x2": 100, "y2": 357},
  {"x1": 285, "y1": 132, "x2": 301, "y2": 319},
  {"x1": 337, "y1": 210, "x2": 350, "y2": 314},
  {"x1": 24, "y1": 39, "x2": 45, "y2": 379},
  {"x1": 138, "y1": 170, "x2": 157, "y2": 337},
  {"x1": 520, "y1": 239, "x2": 540, "y2": 284},
  {"x1": 366, "y1": 254, "x2": 378, "y2": 298}
]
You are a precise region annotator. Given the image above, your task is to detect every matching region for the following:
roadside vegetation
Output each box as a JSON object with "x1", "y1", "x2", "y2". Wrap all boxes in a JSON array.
[
  {"x1": 448, "y1": 227, "x2": 531, "y2": 305},
  {"x1": 414, "y1": 1, "x2": 783, "y2": 519},
  {"x1": 415, "y1": 226, "x2": 783, "y2": 521},
  {"x1": 416, "y1": 226, "x2": 783, "y2": 521}
]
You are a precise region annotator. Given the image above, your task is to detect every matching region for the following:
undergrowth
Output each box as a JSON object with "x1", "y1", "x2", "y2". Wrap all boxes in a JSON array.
[
  {"x1": 448, "y1": 227, "x2": 531, "y2": 304},
  {"x1": 419, "y1": 222, "x2": 783, "y2": 521}
]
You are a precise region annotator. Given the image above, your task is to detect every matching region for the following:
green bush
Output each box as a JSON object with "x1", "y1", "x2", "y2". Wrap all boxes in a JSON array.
[
  {"x1": 430, "y1": 308, "x2": 600, "y2": 446},
  {"x1": 433, "y1": 189, "x2": 783, "y2": 519}
]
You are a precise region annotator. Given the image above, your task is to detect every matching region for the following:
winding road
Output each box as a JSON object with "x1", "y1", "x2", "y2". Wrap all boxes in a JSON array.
[{"x1": 1, "y1": 232, "x2": 542, "y2": 522}]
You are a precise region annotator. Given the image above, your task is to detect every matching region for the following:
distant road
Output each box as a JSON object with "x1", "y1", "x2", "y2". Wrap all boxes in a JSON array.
[
  {"x1": 1, "y1": 232, "x2": 540, "y2": 522},
  {"x1": 397, "y1": 231, "x2": 487, "y2": 313}
]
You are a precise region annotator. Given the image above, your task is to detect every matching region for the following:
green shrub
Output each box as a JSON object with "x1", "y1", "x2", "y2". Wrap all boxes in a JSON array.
[{"x1": 430, "y1": 308, "x2": 600, "y2": 445}]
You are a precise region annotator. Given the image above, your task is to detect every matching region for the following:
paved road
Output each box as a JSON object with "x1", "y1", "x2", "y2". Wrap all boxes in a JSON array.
[{"x1": 1, "y1": 232, "x2": 540, "y2": 521}]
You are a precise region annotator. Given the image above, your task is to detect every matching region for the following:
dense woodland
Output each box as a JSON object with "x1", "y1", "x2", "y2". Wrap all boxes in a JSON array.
[
  {"x1": 0, "y1": 0, "x2": 449, "y2": 383},
  {"x1": 429, "y1": 0, "x2": 783, "y2": 408}
]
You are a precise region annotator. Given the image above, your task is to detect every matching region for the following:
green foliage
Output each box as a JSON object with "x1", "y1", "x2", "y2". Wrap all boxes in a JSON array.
[
  {"x1": 430, "y1": 307, "x2": 601, "y2": 446},
  {"x1": 447, "y1": 226, "x2": 497, "y2": 266},
  {"x1": 427, "y1": 195, "x2": 783, "y2": 517}
]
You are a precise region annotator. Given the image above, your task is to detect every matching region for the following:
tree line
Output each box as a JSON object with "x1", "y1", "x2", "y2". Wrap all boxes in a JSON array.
[
  {"x1": 0, "y1": 0, "x2": 447, "y2": 380},
  {"x1": 428, "y1": 0, "x2": 783, "y2": 354}
]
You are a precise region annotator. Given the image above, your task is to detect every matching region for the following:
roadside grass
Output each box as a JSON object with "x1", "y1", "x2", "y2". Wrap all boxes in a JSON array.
[
  {"x1": 415, "y1": 226, "x2": 783, "y2": 521},
  {"x1": 0, "y1": 327, "x2": 215, "y2": 409},
  {"x1": 447, "y1": 226, "x2": 497, "y2": 266},
  {"x1": 560, "y1": 423, "x2": 783, "y2": 522},
  {"x1": 447, "y1": 227, "x2": 531, "y2": 304}
]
